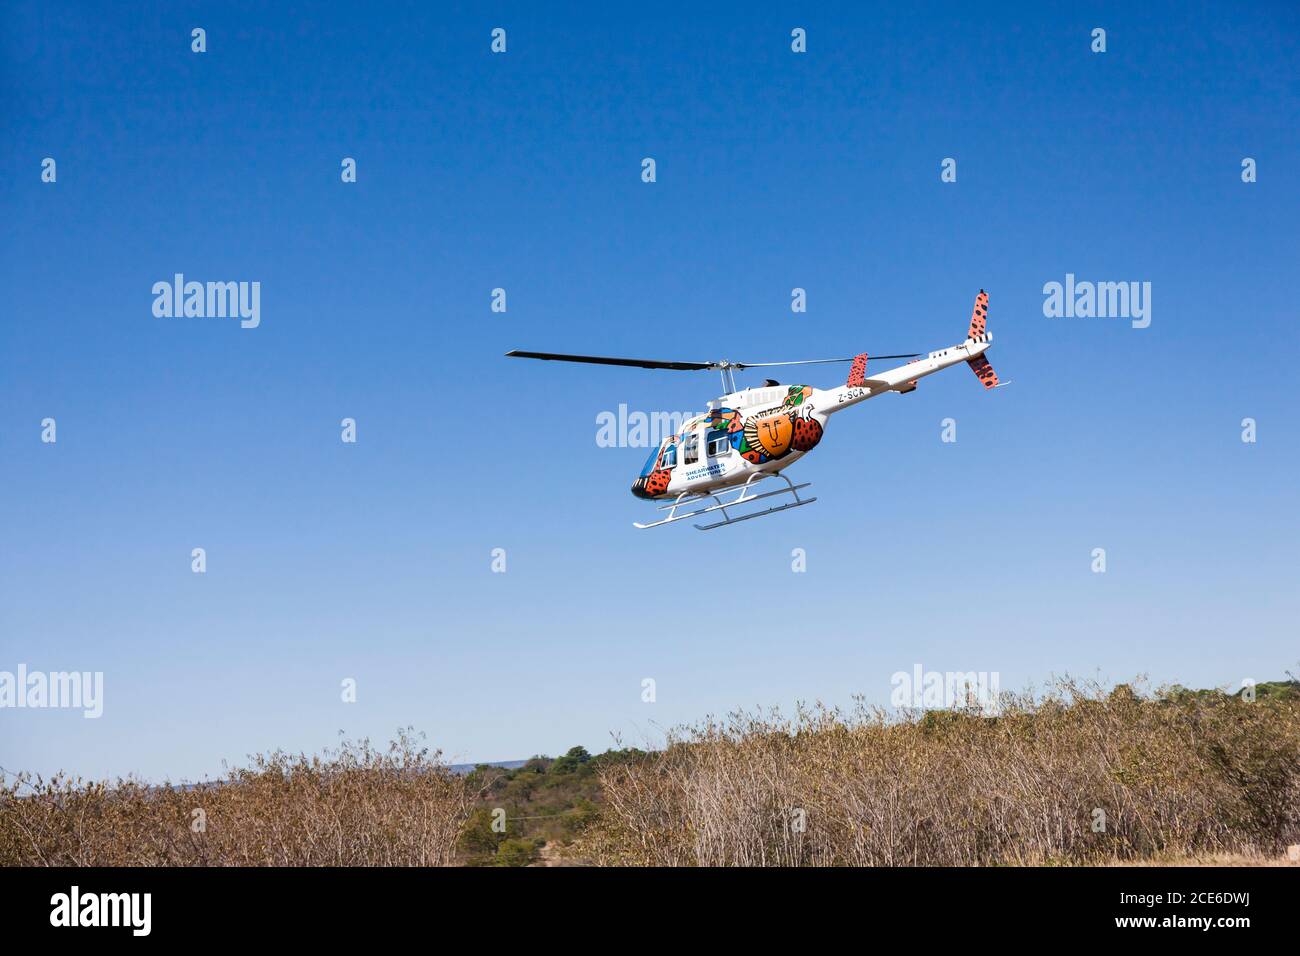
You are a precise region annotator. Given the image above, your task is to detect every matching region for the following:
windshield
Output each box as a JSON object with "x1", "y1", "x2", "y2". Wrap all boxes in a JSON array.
[{"x1": 638, "y1": 444, "x2": 662, "y2": 477}]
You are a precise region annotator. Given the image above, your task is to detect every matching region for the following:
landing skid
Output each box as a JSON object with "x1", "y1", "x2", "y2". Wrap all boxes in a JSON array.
[{"x1": 632, "y1": 473, "x2": 817, "y2": 531}]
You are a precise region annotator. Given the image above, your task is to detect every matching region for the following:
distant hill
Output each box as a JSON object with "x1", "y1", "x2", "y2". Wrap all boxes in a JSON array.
[
  {"x1": 448, "y1": 759, "x2": 528, "y2": 775},
  {"x1": 1162, "y1": 679, "x2": 1299, "y2": 703}
]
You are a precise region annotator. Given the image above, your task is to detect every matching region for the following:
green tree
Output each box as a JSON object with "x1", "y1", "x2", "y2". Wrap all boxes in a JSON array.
[
  {"x1": 495, "y1": 838, "x2": 540, "y2": 867},
  {"x1": 549, "y1": 746, "x2": 592, "y2": 775},
  {"x1": 459, "y1": 807, "x2": 507, "y2": 861}
]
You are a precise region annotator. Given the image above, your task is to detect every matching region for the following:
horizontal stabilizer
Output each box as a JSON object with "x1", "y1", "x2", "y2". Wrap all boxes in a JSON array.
[{"x1": 968, "y1": 353, "x2": 998, "y2": 389}]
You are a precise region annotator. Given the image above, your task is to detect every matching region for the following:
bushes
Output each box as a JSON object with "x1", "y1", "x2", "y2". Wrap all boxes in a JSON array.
[
  {"x1": 0, "y1": 731, "x2": 476, "y2": 866},
  {"x1": 5, "y1": 681, "x2": 1297, "y2": 867},
  {"x1": 582, "y1": 680, "x2": 1300, "y2": 866}
]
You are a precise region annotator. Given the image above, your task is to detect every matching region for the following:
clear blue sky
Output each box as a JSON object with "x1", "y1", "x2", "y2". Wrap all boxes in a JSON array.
[{"x1": 2, "y1": 1, "x2": 1297, "y2": 782}]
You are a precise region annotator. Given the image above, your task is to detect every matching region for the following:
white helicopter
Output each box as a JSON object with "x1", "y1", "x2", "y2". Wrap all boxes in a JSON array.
[{"x1": 508, "y1": 290, "x2": 1001, "y2": 530}]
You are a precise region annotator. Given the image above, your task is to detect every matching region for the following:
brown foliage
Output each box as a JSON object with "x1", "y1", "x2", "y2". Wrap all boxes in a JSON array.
[
  {"x1": 0, "y1": 731, "x2": 477, "y2": 866},
  {"x1": 6, "y1": 682, "x2": 1297, "y2": 867},
  {"x1": 581, "y1": 680, "x2": 1300, "y2": 866}
]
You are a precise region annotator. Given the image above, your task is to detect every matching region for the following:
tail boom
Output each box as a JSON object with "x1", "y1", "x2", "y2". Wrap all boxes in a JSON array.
[{"x1": 822, "y1": 289, "x2": 1001, "y2": 412}]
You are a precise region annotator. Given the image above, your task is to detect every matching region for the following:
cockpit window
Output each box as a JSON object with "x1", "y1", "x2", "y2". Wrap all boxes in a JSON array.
[
  {"x1": 639, "y1": 440, "x2": 678, "y2": 476},
  {"x1": 638, "y1": 445, "x2": 661, "y2": 477}
]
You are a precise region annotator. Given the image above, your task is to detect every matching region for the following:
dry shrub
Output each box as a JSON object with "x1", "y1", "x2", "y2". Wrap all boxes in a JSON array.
[
  {"x1": 583, "y1": 680, "x2": 1300, "y2": 866},
  {"x1": 0, "y1": 730, "x2": 477, "y2": 866}
]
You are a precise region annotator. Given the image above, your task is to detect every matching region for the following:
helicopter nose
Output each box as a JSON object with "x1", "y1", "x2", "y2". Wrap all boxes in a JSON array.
[{"x1": 630, "y1": 479, "x2": 652, "y2": 499}]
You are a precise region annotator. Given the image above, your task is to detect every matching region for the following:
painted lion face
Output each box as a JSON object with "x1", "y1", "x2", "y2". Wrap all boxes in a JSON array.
[{"x1": 744, "y1": 413, "x2": 794, "y2": 459}]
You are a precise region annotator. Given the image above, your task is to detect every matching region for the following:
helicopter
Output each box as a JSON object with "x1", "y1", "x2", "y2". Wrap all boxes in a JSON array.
[{"x1": 507, "y1": 290, "x2": 1001, "y2": 530}]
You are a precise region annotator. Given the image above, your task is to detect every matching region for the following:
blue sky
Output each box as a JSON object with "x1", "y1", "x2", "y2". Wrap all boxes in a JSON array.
[{"x1": 2, "y1": 1, "x2": 1298, "y2": 782}]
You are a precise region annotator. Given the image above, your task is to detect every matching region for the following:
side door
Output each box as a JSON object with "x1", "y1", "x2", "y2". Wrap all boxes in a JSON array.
[
  {"x1": 705, "y1": 425, "x2": 733, "y2": 475},
  {"x1": 680, "y1": 429, "x2": 700, "y2": 478}
]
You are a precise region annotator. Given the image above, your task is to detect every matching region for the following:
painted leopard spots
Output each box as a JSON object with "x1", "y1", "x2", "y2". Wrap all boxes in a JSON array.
[
  {"x1": 791, "y1": 416, "x2": 823, "y2": 451},
  {"x1": 645, "y1": 468, "x2": 672, "y2": 495},
  {"x1": 632, "y1": 468, "x2": 673, "y2": 499},
  {"x1": 968, "y1": 290, "x2": 988, "y2": 340},
  {"x1": 846, "y1": 352, "x2": 869, "y2": 388},
  {"x1": 968, "y1": 354, "x2": 998, "y2": 388}
]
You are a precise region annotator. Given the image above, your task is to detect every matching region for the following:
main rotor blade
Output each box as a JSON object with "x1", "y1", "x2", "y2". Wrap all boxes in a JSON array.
[
  {"x1": 505, "y1": 350, "x2": 715, "y2": 371},
  {"x1": 505, "y1": 350, "x2": 924, "y2": 372},
  {"x1": 737, "y1": 353, "x2": 921, "y2": 368}
]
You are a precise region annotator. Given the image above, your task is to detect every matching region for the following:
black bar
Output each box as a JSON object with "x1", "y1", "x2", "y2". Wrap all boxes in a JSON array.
[{"x1": 1, "y1": 865, "x2": 1285, "y2": 941}]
